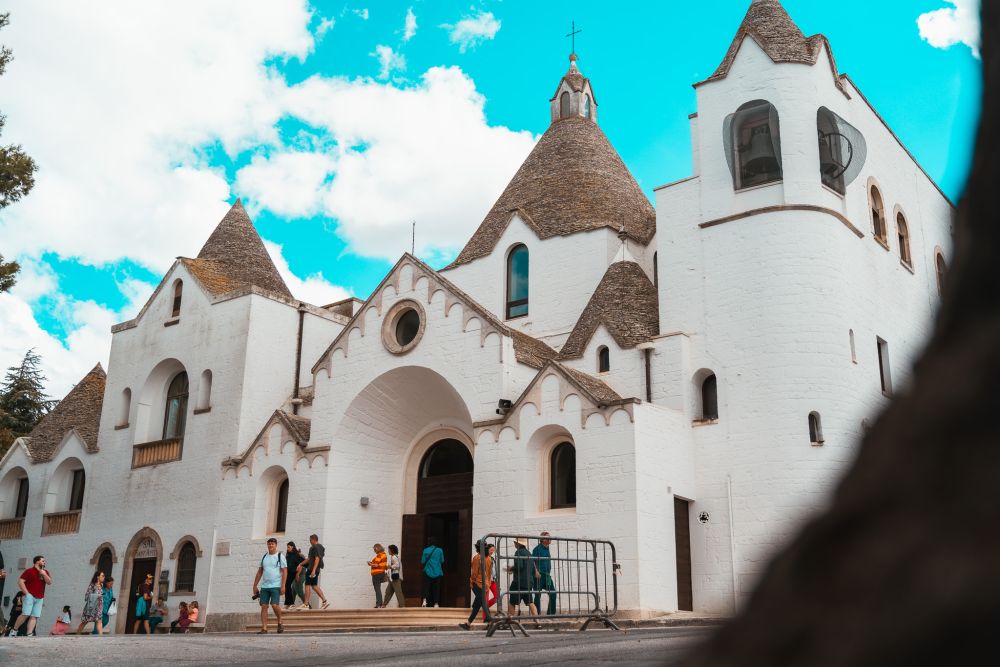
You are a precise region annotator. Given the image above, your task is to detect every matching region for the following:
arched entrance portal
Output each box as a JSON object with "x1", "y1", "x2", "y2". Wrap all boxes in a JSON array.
[
  {"x1": 402, "y1": 439, "x2": 473, "y2": 607},
  {"x1": 119, "y1": 528, "x2": 163, "y2": 634}
]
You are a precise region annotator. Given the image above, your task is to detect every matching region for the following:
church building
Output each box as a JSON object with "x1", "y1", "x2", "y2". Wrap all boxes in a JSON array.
[{"x1": 0, "y1": 0, "x2": 953, "y2": 630}]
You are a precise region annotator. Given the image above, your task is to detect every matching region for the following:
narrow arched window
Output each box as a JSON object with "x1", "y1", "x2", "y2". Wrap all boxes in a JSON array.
[
  {"x1": 701, "y1": 374, "x2": 719, "y2": 421},
  {"x1": 163, "y1": 371, "x2": 189, "y2": 439},
  {"x1": 653, "y1": 252, "x2": 659, "y2": 290},
  {"x1": 935, "y1": 252, "x2": 947, "y2": 296},
  {"x1": 171, "y1": 280, "x2": 183, "y2": 318},
  {"x1": 118, "y1": 388, "x2": 131, "y2": 427},
  {"x1": 729, "y1": 100, "x2": 782, "y2": 190},
  {"x1": 69, "y1": 468, "x2": 86, "y2": 511},
  {"x1": 897, "y1": 213, "x2": 912, "y2": 266},
  {"x1": 583, "y1": 94, "x2": 591, "y2": 119},
  {"x1": 274, "y1": 478, "x2": 289, "y2": 533},
  {"x1": 808, "y1": 412, "x2": 824, "y2": 445},
  {"x1": 597, "y1": 346, "x2": 610, "y2": 373},
  {"x1": 175, "y1": 542, "x2": 197, "y2": 592},
  {"x1": 550, "y1": 442, "x2": 576, "y2": 509},
  {"x1": 560, "y1": 91, "x2": 570, "y2": 118},
  {"x1": 97, "y1": 548, "x2": 114, "y2": 579},
  {"x1": 15, "y1": 477, "x2": 29, "y2": 518},
  {"x1": 506, "y1": 244, "x2": 529, "y2": 319},
  {"x1": 870, "y1": 186, "x2": 887, "y2": 243},
  {"x1": 849, "y1": 329, "x2": 857, "y2": 363},
  {"x1": 198, "y1": 369, "x2": 213, "y2": 411}
]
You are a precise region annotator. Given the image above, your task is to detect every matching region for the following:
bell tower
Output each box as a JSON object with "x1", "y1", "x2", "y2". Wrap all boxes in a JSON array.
[{"x1": 549, "y1": 54, "x2": 598, "y2": 125}]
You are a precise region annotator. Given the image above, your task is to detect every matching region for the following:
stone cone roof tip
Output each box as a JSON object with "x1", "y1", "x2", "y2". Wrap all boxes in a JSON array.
[{"x1": 193, "y1": 199, "x2": 293, "y2": 299}]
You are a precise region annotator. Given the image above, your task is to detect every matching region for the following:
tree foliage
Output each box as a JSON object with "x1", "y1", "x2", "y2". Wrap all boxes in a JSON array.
[
  {"x1": 0, "y1": 349, "x2": 55, "y2": 456},
  {"x1": 0, "y1": 252, "x2": 19, "y2": 292},
  {"x1": 0, "y1": 12, "x2": 37, "y2": 210}
]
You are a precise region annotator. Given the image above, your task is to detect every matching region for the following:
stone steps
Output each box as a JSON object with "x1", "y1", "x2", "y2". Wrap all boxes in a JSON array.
[{"x1": 245, "y1": 607, "x2": 468, "y2": 633}]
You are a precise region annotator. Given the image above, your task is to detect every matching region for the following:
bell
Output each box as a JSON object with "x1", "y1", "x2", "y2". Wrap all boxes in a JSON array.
[
  {"x1": 819, "y1": 131, "x2": 849, "y2": 177},
  {"x1": 743, "y1": 124, "x2": 779, "y2": 177}
]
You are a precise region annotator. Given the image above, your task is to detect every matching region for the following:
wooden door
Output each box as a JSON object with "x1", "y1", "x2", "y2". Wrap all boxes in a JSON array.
[
  {"x1": 401, "y1": 513, "x2": 426, "y2": 606},
  {"x1": 674, "y1": 497, "x2": 693, "y2": 611},
  {"x1": 125, "y1": 558, "x2": 156, "y2": 633}
]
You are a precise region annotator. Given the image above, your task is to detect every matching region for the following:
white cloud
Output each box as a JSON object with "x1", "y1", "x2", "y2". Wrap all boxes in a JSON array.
[
  {"x1": 442, "y1": 10, "x2": 501, "y2": 53},
  {"x1": 918, "y1": 0, "x2": 980, "y2": 57},
  {"x1": 263, "y1": 241, "x2": 351, "y2": 306},
  {"x1": 316, "y1": 17, "x2": 336, "y2": 40},
  {"x1": 236, "y1": 151, "x2": 336, "y2": 218},
  {"x1": 372, "y1": 44, "x2": 406, "y2": 80},
  {"x1": 238, "y1": 67, "x2": 536, "y2": 261},
  {"x1": 0, "y1": 0, "x2": 315, "y2": 272},
  {"x1": 403, "y1": 8, "x2": 418, "y2": 42},
  {"x1": 354, "y1": 8, "x2": 369, "y2": 21}
]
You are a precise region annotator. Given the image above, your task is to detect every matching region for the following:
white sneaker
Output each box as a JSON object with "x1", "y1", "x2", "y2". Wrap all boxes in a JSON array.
[
  {"x1": 320, "y1": 600, "x2": 330, "y2": 610},
  {"x1": 434, "y1": 604, "x2": 439, "y2": 608},
  {"x1": 296, "y1": 604, "x2": 311, "y2": 611},
  {"x1": 420, "y1": 601, "x2": 427, "y2": 607}
]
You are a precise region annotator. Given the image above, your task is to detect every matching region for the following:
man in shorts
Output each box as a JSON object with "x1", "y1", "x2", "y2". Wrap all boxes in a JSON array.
[
  {"x1": 298, "y1": 534, "x2": 329, "y2": 610},
  {"x1": 8, "y1": 555, "x2": 53, "y2": 637},
  {"x1": 133, "y1": 572, "x2": 154, "y2": 634},
  {"x1": 507, "y1": 537, "x2": 539, "y2": 618},
  {"x1": 253, "y1": 537, "x2": 287, "y2": 634}
]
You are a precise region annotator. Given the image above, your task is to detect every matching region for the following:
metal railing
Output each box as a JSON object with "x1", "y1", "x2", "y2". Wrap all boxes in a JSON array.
[{"x1": 478, "y1": 533, "x2": 620, "y2": 637}]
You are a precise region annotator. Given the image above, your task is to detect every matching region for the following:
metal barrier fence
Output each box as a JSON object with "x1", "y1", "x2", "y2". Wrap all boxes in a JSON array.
[{"x1": 478, "y1": 533, "x2": 620, "y2": 637}]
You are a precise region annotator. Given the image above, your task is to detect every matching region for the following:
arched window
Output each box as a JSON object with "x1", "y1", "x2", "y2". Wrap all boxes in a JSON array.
[
  {"x1": 506, "y1": 244, "x2": 529, "y2": 319},
  {"x1": 97, "y1": 547, "x2": 114, "y2": 579},
  {"x1": 559, "y1": 91, "x2": 570, "y2": 118},
  {"x1": 935, "y1": 252, "x2": 947, "y2": 296},
  {"x1": 198, "y1": 369, "x2": 212, "y2": 411},
  {"x1": 808, "y1": 412, "x2": 824, "y2": 445},
  {"x1": 597, "y1": 346, "x2": 610, "y2": 373},
  {"x1": 69, "y1": 468, "x2": 86, "y2": 511},
  {"x1": 274, "y1": 478, "x2": 289, "y2": 533},
  {"x1": 175, "y1": 542, "x2": 197, "y2": 593},
  {"x1": 701, "y1": 374, "x2": 719, "y2": 421},
  {"x1": 171, "y1": 280, "x2": 183, "y2": 318},
  {"x1": 583, "y1": 94, "x2": 591, "y2": 119},
  {"x1": 118, "y1": 388, "x2": 131, "y2": 427},
  {"x1": 870, "y1": 186, "x2": 887, "y2": 243},
  {"x1": 550, "y1": 442, "x2": 576, "y2": 509},
  {"x1": 729, "y1": 100, "x2": 782, "y2": 190},
  {"x1": 420, "y1": 439, "x2": 474, "y2": 477},
  {"x1": 15, "y1": 476, "x2": 29, "y2": 518},
  {"x1": 163, "y1": 371, "x2": 189, "y2": 440},
  {"x1": 817, "y1": 108, "x2": 850, "y2": 194},
  {"x1": 849, "y1": 329, "x2": 857, "y2": 363},
  {"x1": 897, "y1": 213, "x2": 912, "y2": 266}
]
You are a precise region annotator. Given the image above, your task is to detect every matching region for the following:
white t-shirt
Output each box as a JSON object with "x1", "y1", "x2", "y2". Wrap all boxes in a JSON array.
[{"x1": 260, "y1": 552, "x2": 286, "y2": 589}]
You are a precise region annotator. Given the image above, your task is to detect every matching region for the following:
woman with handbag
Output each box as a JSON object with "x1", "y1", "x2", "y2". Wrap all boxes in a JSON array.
[
  {"x1": 381, "y1": 545, "x2": 405, "y2": 608},
  {"x1": 75, "y1": 571, "x2": 105, "y2": 635}
]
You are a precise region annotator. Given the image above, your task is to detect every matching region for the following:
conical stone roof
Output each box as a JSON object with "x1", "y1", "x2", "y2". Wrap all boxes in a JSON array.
[
  {"x1": 188, "y1": 200, "x2": 292, "y2": 299},
  {"x1": 450, "y1": 117, "x2": 656, "y2": 267},
  {"x1": 22, "y1": 364, "x2": 106, "y2": 462}
]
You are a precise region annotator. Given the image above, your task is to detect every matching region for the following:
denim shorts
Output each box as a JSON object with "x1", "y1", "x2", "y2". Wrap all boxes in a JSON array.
[
  {"x1": 22, "y1": 594, "x2": 44, "y2": 618},
  {"x1": 258, "y1": 587, "x2": 281, "y2": 606}
]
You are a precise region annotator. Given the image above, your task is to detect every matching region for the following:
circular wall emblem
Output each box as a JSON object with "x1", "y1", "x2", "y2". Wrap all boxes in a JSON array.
[
  {"x1": 381, "y1": 299, "x2": 426, "y2": 355},
  {"x1": 698, "y1": 512, "x2": 710, "y2": 524}
]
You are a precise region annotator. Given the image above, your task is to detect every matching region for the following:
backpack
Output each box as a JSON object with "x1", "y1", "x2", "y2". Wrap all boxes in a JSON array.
[{"x1": 261, "y1": 552, "x2": 286, "y2": 569}]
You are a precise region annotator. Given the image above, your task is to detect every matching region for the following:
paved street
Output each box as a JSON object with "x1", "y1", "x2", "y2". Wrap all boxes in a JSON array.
[{"x1": 0, "y1": 627, "x2": 711, "y2": 665}]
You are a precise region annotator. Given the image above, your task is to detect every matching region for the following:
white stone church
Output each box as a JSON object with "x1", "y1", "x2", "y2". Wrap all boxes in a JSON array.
[{"x1": 0, "y1": 0, "x2": 952, "y2": 631}]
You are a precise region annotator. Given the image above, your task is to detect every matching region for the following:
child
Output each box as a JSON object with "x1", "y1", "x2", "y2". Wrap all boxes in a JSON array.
[
  {"x1": 188, "y1": 600, "x2": 200, "y2": 625},
  {"x1": 169, "y1": 601, "x2": 189, "y2": 633},
  {"x1": 50, "y1": 606, "x2": 72, "y2": 635}
]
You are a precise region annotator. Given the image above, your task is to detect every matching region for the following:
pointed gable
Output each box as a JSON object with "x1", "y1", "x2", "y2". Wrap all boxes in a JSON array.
[
  {"x1": 700, "y1": 0, "x2": 847, "y2": 95},
  {"x1": 185, "y1": 200, "x2": 292, "y2": 299},
  {"x1": 21, "y1": 364, "x2": 106, "y2": 463},
  {"x1": 560, "y1": 261, "x2": 659, "y2": 359},
  {"x1": 449, "y1": 118, "x2": 656, "y2": 267}
]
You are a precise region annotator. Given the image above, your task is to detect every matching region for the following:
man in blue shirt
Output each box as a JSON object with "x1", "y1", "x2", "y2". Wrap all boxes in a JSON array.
[
  {"x1": 533, "y1": 532, "x2": 556, "y2": 615},
  {"x1": 253, "y1": 537, "x2": 287, "y2": 634},
  {"x1": 420, "y1": 537, "x2": 445, "y2": 607}
]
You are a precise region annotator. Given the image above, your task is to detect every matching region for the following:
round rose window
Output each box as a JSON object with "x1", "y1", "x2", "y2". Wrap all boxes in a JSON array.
[{"x1": 382, "y1": 300, "x2": 425, "y2": 354}]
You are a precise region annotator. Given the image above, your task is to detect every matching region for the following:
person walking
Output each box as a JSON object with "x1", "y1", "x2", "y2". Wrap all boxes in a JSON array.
[
  {"x1": 367, "y1": 544, "x2": 387, "y2": 608},
  {"x1": 420, "y1": 537, "x2": 444, "y2": 608},
  {"x1": 132, "y1": 572, "x2": 154, "y2": 635},
  {"x1": 75, "y1": 571, "x2": 105, "y2": 635},
  {"x1": 7, "y1": 555, "x2": 53, "y2": 637},
  {"x1": 459, "y1": 540, "x2": 492, "y2": 630},
  {"x1": 5, "y1": 592, "x2": 24, "y2": 636},
  {"x1": 92, "y1": 576, "x2": 115, "y2": 635},
  {"x1": 297, "y1": 534, "x2": 329, "y2": 610},
  {"x1": 482, "y1": 543, "x2": 497, "y2": 622},
  {"x1": 148, "y1": 596, "x2": 167, "y2": 634},
  {"x1": 252, "y1": 537, "x2": 287, "y2": 634},
  {"x1": 532, "y1": 532, "x2": 557, "y2": 615},
  {"x1": 381, "y1": 545, "x2": 405, "y2": 608},
  {"x1": 507, "y1": 537, "x2": 539, "y2": 621},
  {"x1": 169, "y1": 601, "x2": 189, "y2": 633},
  {"x1": 283, "y1": 542, "x2": 305, "y2": 611}
]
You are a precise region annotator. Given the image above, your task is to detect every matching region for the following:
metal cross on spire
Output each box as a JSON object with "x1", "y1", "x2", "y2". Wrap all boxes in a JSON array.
[{"x1": 566, "y1": 20, "x2": 582, "y2": 55}]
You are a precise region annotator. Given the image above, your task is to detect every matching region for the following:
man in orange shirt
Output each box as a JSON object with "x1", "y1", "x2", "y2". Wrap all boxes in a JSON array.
[
  {"x1": 367, "y1": 544, "x2": 388, "y2": 609},
  {"x1": 459, "y1": 541, "x2": 493, "y2": 630}
]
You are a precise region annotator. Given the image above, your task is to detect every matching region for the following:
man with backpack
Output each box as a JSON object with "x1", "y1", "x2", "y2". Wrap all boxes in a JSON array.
[{"x1": 252, "y1": 537, "x2": 287, "y2": 634}]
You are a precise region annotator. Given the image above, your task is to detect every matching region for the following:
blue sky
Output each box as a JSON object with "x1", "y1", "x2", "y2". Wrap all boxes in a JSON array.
[{"x1": 0, "y1": 0, "x2": 982, "y2": 393}]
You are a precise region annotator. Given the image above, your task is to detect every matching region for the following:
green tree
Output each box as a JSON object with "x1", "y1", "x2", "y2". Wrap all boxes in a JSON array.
[
  {"x1": 0, "y1": 349, "x2": 55, "y2": 456},
  {"x1": 0, "y1": 12, "x2": 37, "y2": 210},
  {"x1": 0, "y1": 252, "x2": 19, "y2": 292}
]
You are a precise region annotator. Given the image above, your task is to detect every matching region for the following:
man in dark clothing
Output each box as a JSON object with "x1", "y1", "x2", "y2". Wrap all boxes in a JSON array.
[
  {"x1": 298, "y1": 534, "x2": 329, "y2": 610},
  {"x1": 532, "y1": 532, "x2": 557, "y2": 615},
  {"x1": 507, "y1": 537, "x2": 539, "y2": 618},
  {"x1": 284, "y1": 542, "x2": 306, "y2": 610}
]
